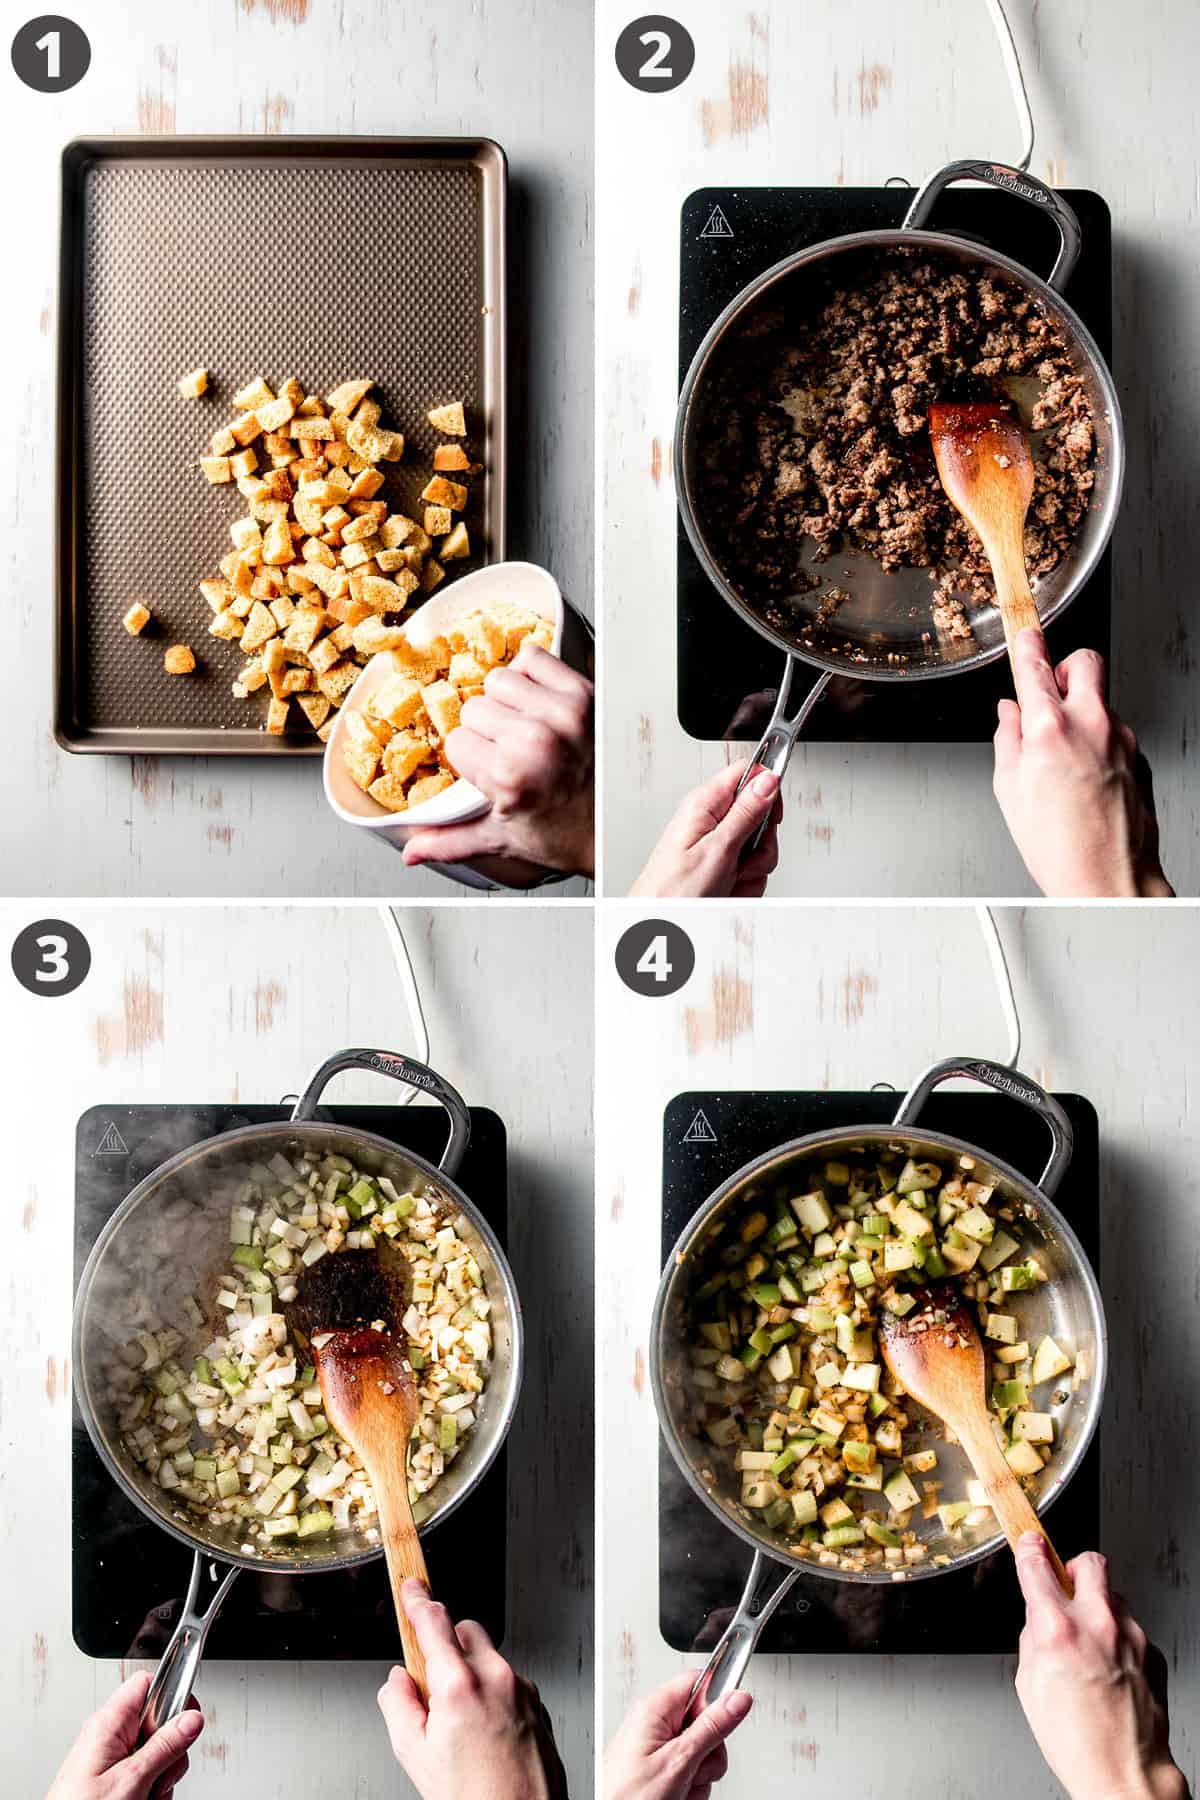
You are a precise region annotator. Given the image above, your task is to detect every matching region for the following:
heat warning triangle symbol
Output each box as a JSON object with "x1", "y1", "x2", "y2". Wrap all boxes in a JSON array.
[
  {"x1": 94, "y1": 1121, "x2": 129, "y2": 1156},
  {"x1": 683, "y1": 1109, "x2": 717, "y2": 1144},
  {"x1": 700, "y1": 205, "x2": 734, "y2": 240}
]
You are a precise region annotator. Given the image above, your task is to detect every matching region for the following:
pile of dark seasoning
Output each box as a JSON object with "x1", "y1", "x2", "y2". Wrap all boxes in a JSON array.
[{"x1": 696, "y1": 250, "x2": 1098, "y2": 647}]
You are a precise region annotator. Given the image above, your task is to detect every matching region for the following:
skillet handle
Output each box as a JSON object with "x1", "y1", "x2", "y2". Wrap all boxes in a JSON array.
[
  {"x1": 681, "y1": 1551, "x2": 800, "y2": 1726},
  {"x1": 892, "y1": 1055, "x2": 1074, "y2": 1198},
  {"x1": 139, "y1": 1553, "x2": 239, "y2": 1737},
  {"x1": 903, "y1": 159, "x2": 1082, "y2": 295},
  {"x1": 292, "y1": 1048, "x2": 471, "y2": 1179},
  {"x1": 735, "y1": 662, "x2": 832, "y2": 856}
]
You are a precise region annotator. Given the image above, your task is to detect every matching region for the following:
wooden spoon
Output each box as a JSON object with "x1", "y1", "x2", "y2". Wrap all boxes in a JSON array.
[
  {"x1": 295, "y1": 1251, "x2": 431, "y2": 1695},
  {"x1": 928, "y1": 400, "x2": 1041, "y2": 666},
  {"x1": 878, "y1": 1283, "x2": 1073, "y2": 1594}
]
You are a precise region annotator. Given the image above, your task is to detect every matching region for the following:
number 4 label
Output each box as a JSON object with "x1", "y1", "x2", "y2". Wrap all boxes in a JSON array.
[
  {"x1": 615, "y1": 920, "x2": 696, "y2": 997},
  {"x1": 636, "y1": 934, "x2": 673, "y2": 983}
]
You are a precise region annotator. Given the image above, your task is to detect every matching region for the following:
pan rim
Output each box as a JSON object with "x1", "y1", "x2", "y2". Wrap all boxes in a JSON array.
[
  {"x1": 674, "y1": 224, "x2": 1125, "y2": 683},
  {"x1": 649, "y1": 1116, "x2": 1107, "y2": 1587}
]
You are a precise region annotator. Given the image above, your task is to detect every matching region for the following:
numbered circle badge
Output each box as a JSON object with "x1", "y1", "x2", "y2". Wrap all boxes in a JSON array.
[
  {"x1": 11, "y1": 918, "x2": 92, "y2": 997},
  {"x1": 11, "y1": 14, "x2": 91, "y2": 92},
  {"x1": 615, "y1": 919, "x2": 695, "y2": 997},
  {"x1": 615, "y1": 15, "x2": 695, "y2": 93}
]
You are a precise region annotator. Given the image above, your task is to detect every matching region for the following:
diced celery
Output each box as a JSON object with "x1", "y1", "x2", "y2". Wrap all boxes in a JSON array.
[
  {"x1": 439, "y1": 1414, "x2": 458, "y2": 1452},
  {"x1": 231, "y1": 1244, "x2": 264, "y2": 1270},
  {"x1": 823, "y1": 1523, "x2": 864, "y2": 1548}
]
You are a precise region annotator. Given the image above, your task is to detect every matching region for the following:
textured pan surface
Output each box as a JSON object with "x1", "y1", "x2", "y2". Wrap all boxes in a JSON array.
[{"x1": 56, "y1": 138, "x2": 506, "y2": 753}]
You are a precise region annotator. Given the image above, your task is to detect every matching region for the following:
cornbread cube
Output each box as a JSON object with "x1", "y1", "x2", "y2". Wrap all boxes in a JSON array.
[
  {"x1": 369, "y1": 673, "x2": 424, "y2": 731},
  {"x1": 326, "y1": 379, "x2": 374, "y2": 414},
  {"x1": 432, "y1": 443, "x2": 474, "y2": 472},
  {"x1": 467, "y1": 613, "x2": 508, "y2": 667},
  {"x1": 407, "y1": 770, "x2": 456, "y2": 807},
  {"x1": 424, "y1": 505, "x2": 452, "y2": 537},
  {"x1": 440, "y1": 521, "x2": 470, "y2": 561},
  {"x1": 230, "y1": 414, "x2": 262, "y2": 448},
  {"x1": 378, "y1": 729, "x2": 428, "y2": 784},
  {"x1": 427, "y1": 400, "x2": 466, "y2": 436},
  {"x1": 374, "y1": 549, "x2": 406, "y2": 573},
  {"x1": 297, "y1": 693, "x2": 331, "y2": 731},
  {"x1": 211, "y1": 426, "x2": 236, "y2": 456},
  {"x1": 316, "y1": 719, "x2": 334, "y2": 742},
  {"x1": 354, "y1": 575, "x2": 405, "y2": 615},
  {"x1": 530, "y1": 620, "x2": 555, "y2": 650},
  {"x1": 123, "y1": 602, "x2": 152, "y2": 636},
  {"x1": 341, "y1": 539, "x2": 380, "y2": 569},
  {"x1": 200, "y1": 456, "x2": 232, "y2": 484},
  {"x1": 240, "y1": 601, "x2": 278, "y2": 655},
  {"x1": 386, "y1": 636, "x2": 449, "y2": 684},
  {"x1": 449, "y1": 652, "x2": 486, "y2": 688},
  {"x1": 506, "y1": 619, "x2": 536, "y2": 658},
  {"x1": 423, "y1": 558, "x2": 446, "y2": 594},
  {"x1": 421, "y1": 476, "x2": 468, "y2": 511},
  {"x1": 164, "y1": 644, "x2": 196, "y2": 675},
  {"x1": 342, "y1": 710, "x2": 383, "y2": 788},
  {"x1": 266, "y1": 697, "x2": 290, "y2": 735},
  {"x1": 178, "y1": 367, "x2": 209, "y2": 399},
  {"x1": 422, "y1": 679, "x2": 462, "y2": 741}
]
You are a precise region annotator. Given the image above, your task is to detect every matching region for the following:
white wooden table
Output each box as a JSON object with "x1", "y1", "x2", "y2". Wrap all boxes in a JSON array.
[
  {"x1": 7, "y1": 0, "x2": 592, "y2": 899},
  {"x1": 1, "y1": 903, "x2": 594, "y2": 1799},
  {"x1": 598, "y1": 902, "x2": 1198, "y2": 1796},
  {"x1": 598, "y1": 0, "x2": 1200, "y2": 896}
]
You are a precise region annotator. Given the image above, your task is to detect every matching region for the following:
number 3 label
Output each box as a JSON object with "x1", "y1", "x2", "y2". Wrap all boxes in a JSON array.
[
  {"x1": 10, "y1": 919, "x2": 92, "y2": 996},
  {"x1": 615, "y1": 15, "x2": 696, "y2": 93}
]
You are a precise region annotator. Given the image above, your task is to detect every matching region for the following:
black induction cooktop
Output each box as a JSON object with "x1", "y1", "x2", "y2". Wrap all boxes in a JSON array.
[
  {"x1": 677, "y1": 186, "x2": 1113, "y2": 743},
  {"x1": 73, "y1": 1102, "x2": 508, "y2": 1661},
  {"x1": 658, "y1": 1088, "x2": 1100, "y2": 1654}
]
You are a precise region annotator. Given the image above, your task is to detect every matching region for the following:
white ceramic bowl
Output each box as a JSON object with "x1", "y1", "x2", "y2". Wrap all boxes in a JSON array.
[{"x1": 323, "y1": 561, "x2": 564, "y2": 849}]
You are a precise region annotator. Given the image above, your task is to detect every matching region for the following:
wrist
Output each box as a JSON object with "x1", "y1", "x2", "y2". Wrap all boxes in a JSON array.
[
  {"x1": 1138, "y1": 869, "x2": 1175, "y2": 899},
  {"x1": 1094, "y1": 1765, "x2": 1188, "y2": 1800}
]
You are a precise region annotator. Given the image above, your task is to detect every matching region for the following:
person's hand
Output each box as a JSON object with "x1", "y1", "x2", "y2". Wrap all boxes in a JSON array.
[
  {"x1": 604, "y1": 1672, "x2": 753, "y2": 1800},
  {"x1": 1015, "y1": 1534, "x2": 1189, "y2": 1800},
  {"x1": 47, "y1": 1674, "x2": 203, "y2": 1800},
  {"x1": 378, "y1": 1580, "x2": 567, "y2": 1800},
  {"x1": 630, "y1": 761, "x2": 781, "y2": 898},
  {"x1": 993, "y1": 631, "x2": 1173, "y2": 898},
  {"x1": 400, "y1": 645, "x2": 594, "y2": 881}
]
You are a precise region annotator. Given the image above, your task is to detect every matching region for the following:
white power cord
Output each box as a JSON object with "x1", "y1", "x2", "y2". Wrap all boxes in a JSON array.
[
  {"x1": 983, "y1": 0, "x2": 1036, "y2": 172},
  {"x1": 975, "y1": 904, "x2": 1022, "y2": 1068},
  {"x1": 378, "y1": 906, "x2": 431, "y2": 1100}
]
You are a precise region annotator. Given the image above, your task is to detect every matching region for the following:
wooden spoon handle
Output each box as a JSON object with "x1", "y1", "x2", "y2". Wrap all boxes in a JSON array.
[
  {"x1": 957, "y1": 1415, "x2": 1073, "y2": 1595},
  {"x1": 375, "y1": 1474, "x2": 432, "y2": 1698},
  {"x1": 989, "y1": 528, "x2": 1042, "y2": 662}
]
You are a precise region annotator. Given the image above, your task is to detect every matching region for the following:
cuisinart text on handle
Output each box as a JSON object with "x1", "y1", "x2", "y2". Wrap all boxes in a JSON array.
[{"x1": 370, "y1": 1053, "x2": 437, "y2": 1089}]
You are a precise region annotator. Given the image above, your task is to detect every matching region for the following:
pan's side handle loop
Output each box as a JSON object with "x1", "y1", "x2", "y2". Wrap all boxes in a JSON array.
[
  {"x1": 139, "y1": 1553, "x2": 239, "y2": 1737},
  {"x1": 892, "y1": 1055, "x2": 1074, "y2": 1198},
  {"x1": 903, "y1": 159, "x2": 1082, "y2": 294},
  {"x1": 682, "y1": 1551, "x2": 800, "y2": 1726},
  {"x1": 735, "y1": 661, "x2": 833, "y2": 857},
  {"x1": 291, "y1": 1049, "x2": 472, "y2": 1179}
]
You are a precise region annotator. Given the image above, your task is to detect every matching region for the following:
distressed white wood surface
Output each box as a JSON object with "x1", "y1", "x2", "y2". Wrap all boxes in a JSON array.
[
  {"x1": 598, "y1": 0, "x2": 1200, "y2": 896},
  {"x1": 598, "y1": 903, "x2": 1198, "y2": 1796},
  {"x1": 0, "y1": 903, "x2": 594, "y2": 1798},
  {"x1": 6, "y1": 0, "x2": 592, "y2": 899}
]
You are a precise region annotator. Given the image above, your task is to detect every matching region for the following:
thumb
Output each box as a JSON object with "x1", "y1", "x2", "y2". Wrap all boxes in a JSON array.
[
  {"x1": 1014, "y1": 1531, "x2": 1069, "y2": 1618},
  {"x1": 711, "y1": 768, "x2": 779, "y2": 852},
  {"x1": 122, "y1": 1706, "x2": 204, "y2": 1787},
  {"x1": 671, "y1": 1690, "x2": 753, "y2": 1779},
  {"x1": 377, "y1": 1665, "x2": 428, "y2": 1759},
  {"x1": 1010, "y1": 628, "x2": 1062, "y2": 717}
]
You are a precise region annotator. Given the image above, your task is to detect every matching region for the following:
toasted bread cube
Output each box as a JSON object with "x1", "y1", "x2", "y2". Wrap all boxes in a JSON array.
[
  {"x1": 432, "y1": 443, "x2": 475, "y2": 472},
  {"x1": 440, "y1": 521, "x2": 470, "y2": 561},
  {"x1": 229, "y1": 444, "x2": 259, "y2": 477},
  {"x1": 269, "y1": 595, "x2": 296, "y2": 631},
  {"x1": 261, "y1": 637, "x2": 288, "y2": 675},
  {"x1": 277, "y1": 376, "x2": 305, "y2": 411},
  {"x1": 427, "y1": 400, "x2": 467, "y2": 436},
  {"x1": 240, "y1": 601, "x2": 278, "y2": 655},
  {"x1": 261, "y1": 518, "x2": 294, "y2": 566},
  {"x1": 283, "y1": 609, "x2": 324, "y2": 654},
  {"x1": 343, "y1": 712, "x2": 383, "y2": 791},
  {"x1": 422, "y1": 679, "x2": 462, "y2": 741},
  {"x1": 378, "y1": 729, "x2": 428, "y2": 784},
  {"x1": 421, "y1": 476, "x2": 468, "y2": 511},
  {"x1": 423, "y1": 505, "x2": 452, "y2": 537},
  {"x1": 326, "y1": 379, "x2": 374, "y2": 415},
  {"x1": 303, "y1": 536, "x2": 337, "y2": 569},
  {"x1": 200, "y1": 455, "x2": 232, "y2": 485},
  {"x1": 263, "y1": 430, "x2": 294, "y2": 455},
  {"x1": 348, "y1": 468, "x2": 385, "y2": 500},
  {"x1": 228, "y1": 590, "x2": 255, "y2": 620},
  {"x1": 292, "y1": 498, "x2": 325, "y2": 538},
  {"x1": 122, "y1": 602, "x2": 152, "y2": 636},
  {"x1": 230, "y1": 414, "x2": 262, "y2": 448},
  {"x1": 229, "y1": 518, "x2": 261, "y2": 554},
  {"x1": 255, "y1": 394, "x2": 297, "y2": 433},
  {"x1": 291, "y1": 415, "x2": 335, "y2": 441},
  {"x1": 305, "y1": 635, "x2": 341, "y2": 675},
  {"x1": 233, "y1": 659, "x2": 269, "y2": 698},
  {"x1": 347, "y1": 500, "x2": 388, "y2": 525},
  {"x1": 467, "y1": 613, "x2": 508, "y2": 668},
  {"x1": 178, "y1": 367, "x2": 209, "y2": 399},
  {"x1": 260, "y1": 466, "x2": 294, "y2": 502},
  {"x1": 164, "y1": 644, "x2": 196, "y2": 675},
  {"x1": 329, "y1": 623, "x2": 356, "y2": 654},
  {"x1": 369, "y1": 673, "x2": 425, "y2": 731},
  {"x1": 407, "y1": 770, "x2": 456, "y2": 807},
  {"x1": 360, "y1": 771, "x2": 406, "y2": 812},
  {"x1": 234, "y1": 377, "x2": 274, "y2": 411},
  {"x1": 341, "y1": 539, "x2": 380, "y2": 569},
  {"x1": 530, "y1": 621, "x2": 555, "y2": 650},
  {"x1": 341, "y1": 512, "x2": 382, "y2": 545},
  {"x1": 386, "y1": 636, "x2": 449, "y2": 683},
  {"x1": 353, "y1": 396, "x2": 382, "y2": 430},
  {"x1": 266, "y1": 697, "x2": 290, "y2": 735},
  {"x1": 316, "y1": 661, "x2": 360, "y2": 703},
  {"x1": 391, "y1": 567, "x2": 421, "y2": 602},
  {"x1": 210, "y1": 426, "x2": 236, "y2": 456},
  {"x1": 287, "y1": 568, "x2": 318, "y2": 597},
  {"x1": 322, "y1": 504, "x2": 351, "y2": 534},
  {"x1": 380, "y1": 515, "x2": 416, "y2": 551},
  {"x1": 374, "y1": 548, "x2": 407, "y2": 573},
  {"x1": 448, "y1": 651, "x2": 486, "y2": 688},
  {"x1": 351, "y1": 618, "x2": 410, "y2": 657},
  {"x1": 277, "y1": 667, "x2": 313, "y2": 695},
  {"x1": 422, "y1": 557, "x2": 447, "y2": 595},
  {"x1": 209, "y1": 610, "x2": 244, "y2": 641},
  {"x1": 325, "y1": 438, "x2": 351, "y2": 467},
  {"x1": 354, "y1": 575, "x2": 405, "y2": 615},
  {"x1": 230, "y1": 555, "x2": 256, "y2": 598},
  {"x1": 198, "y1": 578, "x2": 231, "y2": 614},
  {"x1": 296, "y1": 692, "x2": 331, "y2": 731},
  {"x1": 409, "y1": 524, "x2": 434, "y2": 555}
]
